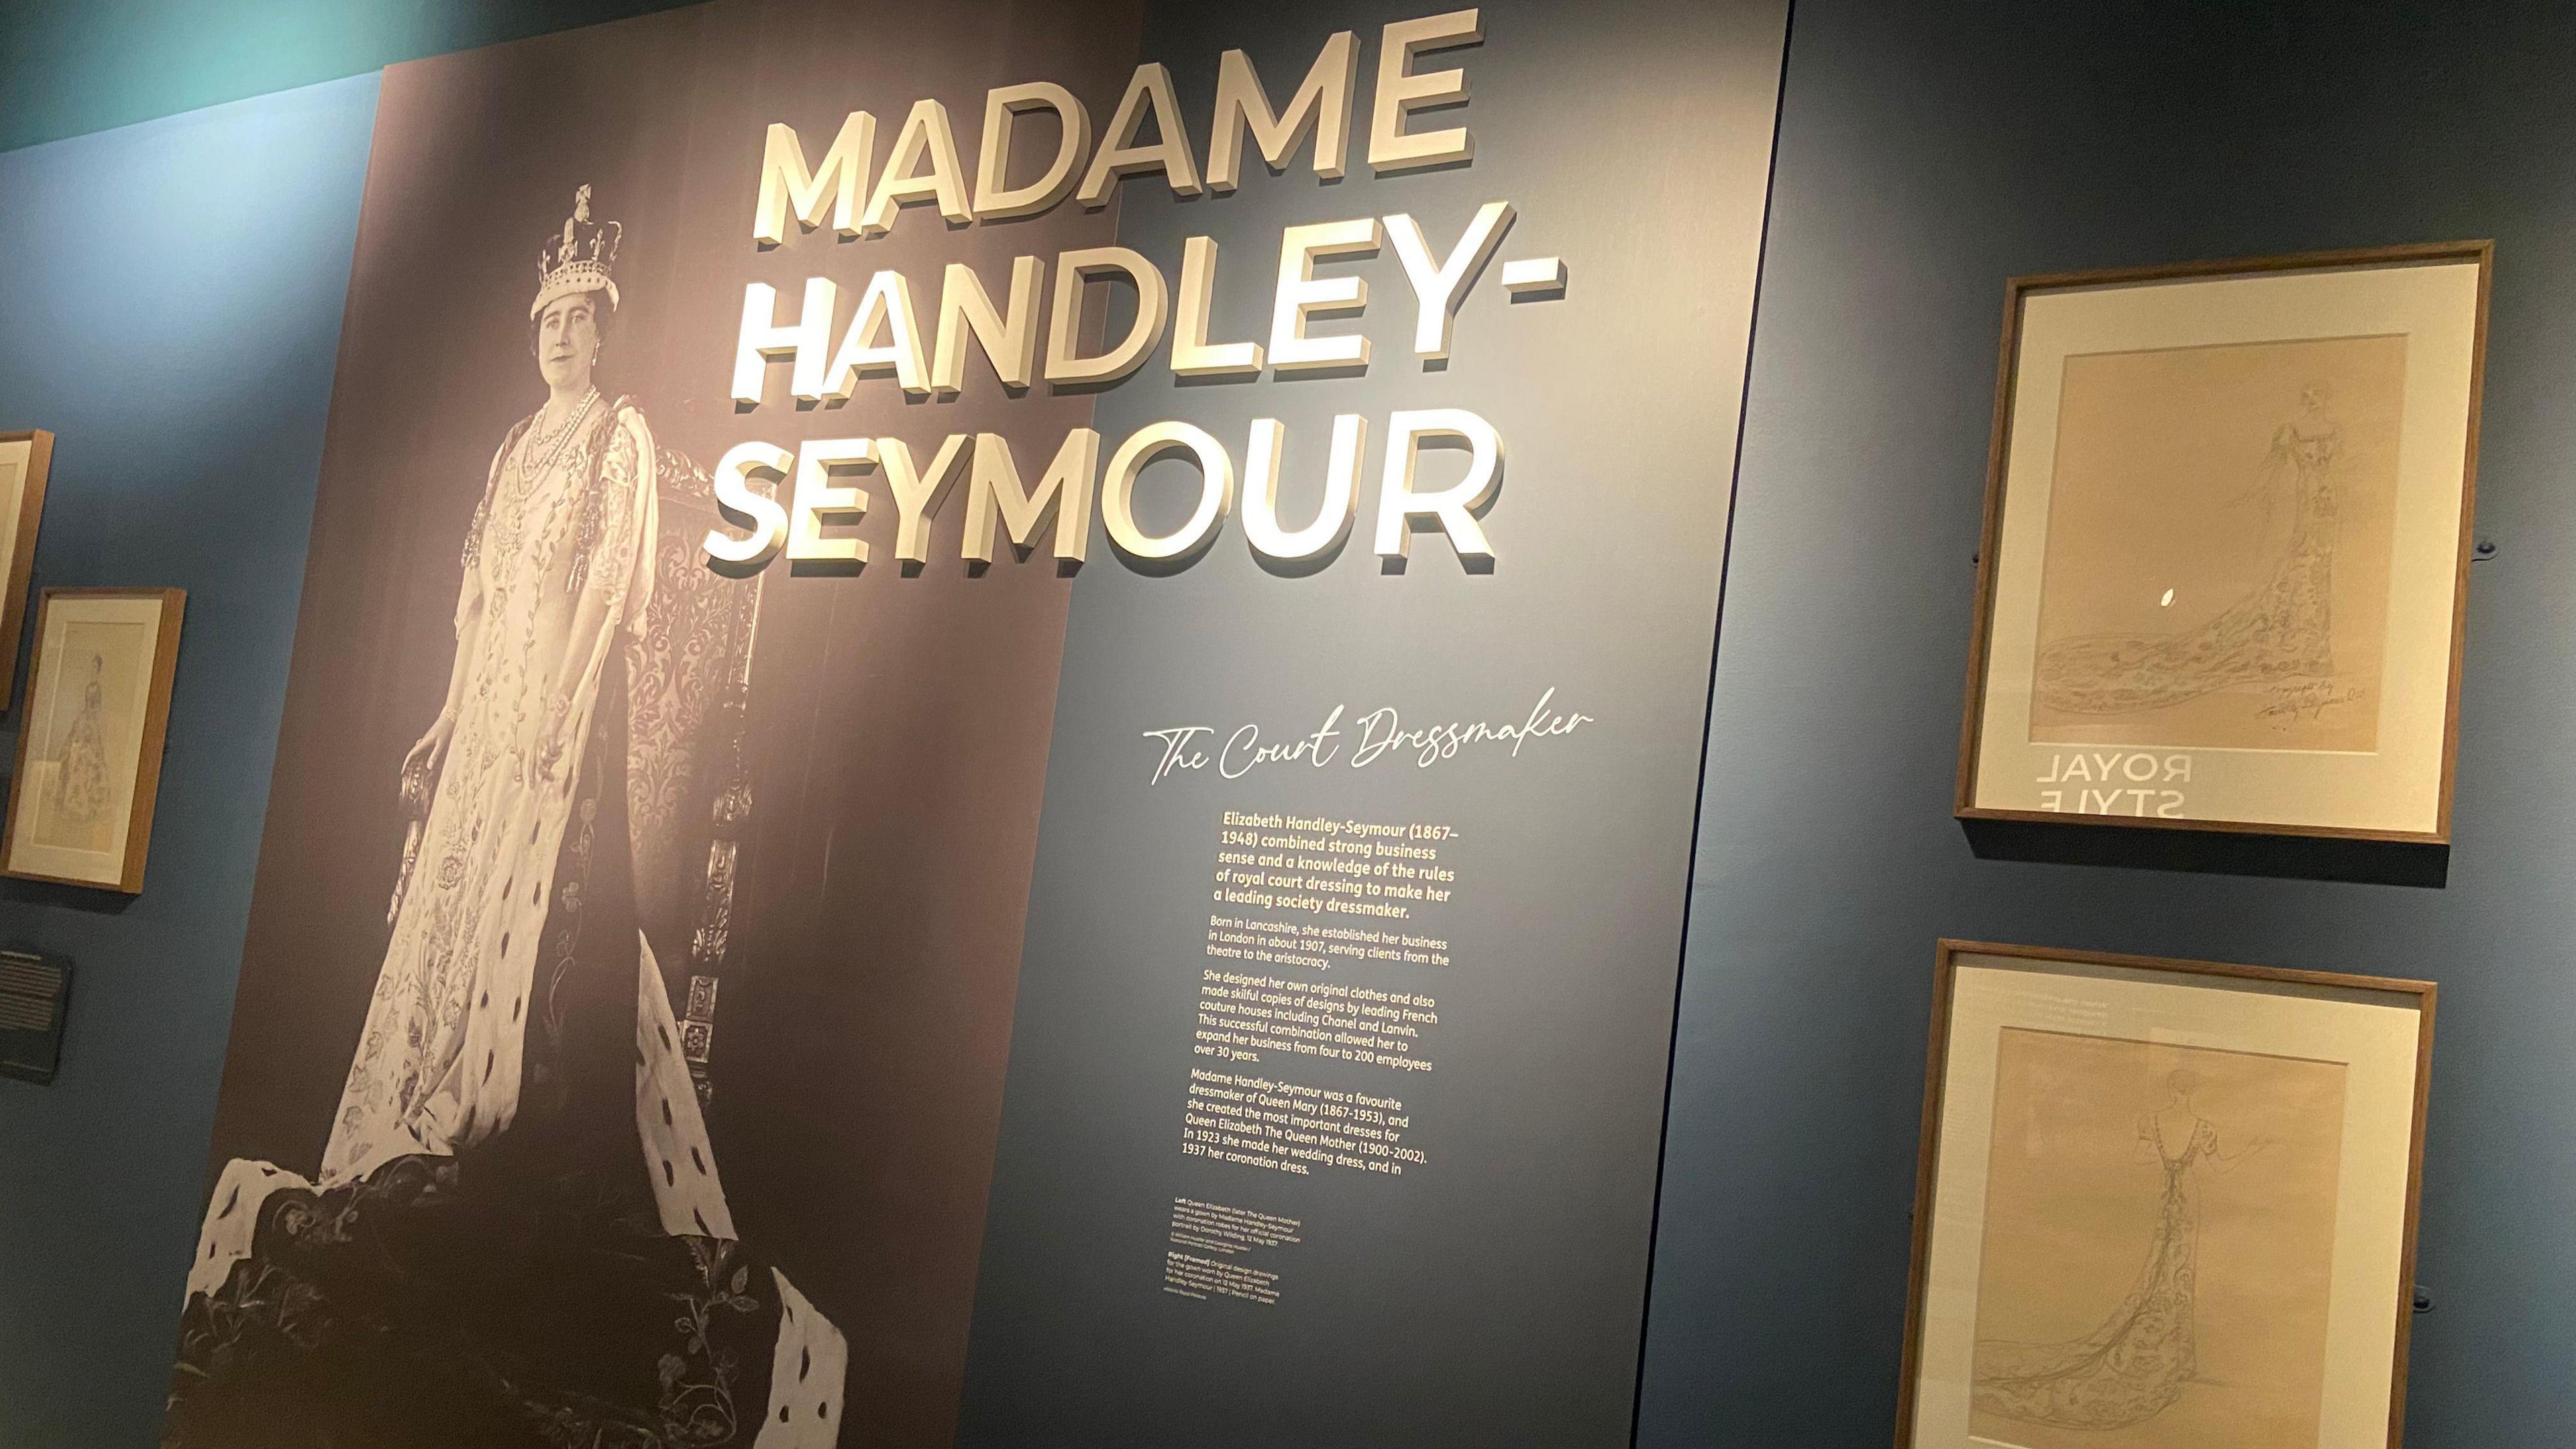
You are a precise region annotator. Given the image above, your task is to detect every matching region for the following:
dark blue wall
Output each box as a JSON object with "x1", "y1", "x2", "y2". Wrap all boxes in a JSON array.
[
  {"x1": 0, "y1": 76, "x2": 379, "y2": 1449},
  {"x1": 1643, "y1": 4, "x2": 2575, "y2": 1445}
]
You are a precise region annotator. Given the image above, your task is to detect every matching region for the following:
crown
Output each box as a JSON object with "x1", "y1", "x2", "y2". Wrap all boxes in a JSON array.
[{"x1": 531, "y1": 184, "x2": 623, "y2": 319}]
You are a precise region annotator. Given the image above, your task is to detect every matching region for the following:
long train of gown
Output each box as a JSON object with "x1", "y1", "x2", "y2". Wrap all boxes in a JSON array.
[
  {"x1": 1972, "y1": 1116, "x2": 2215, "y2": 1430},
  {"x1": 2035, "y1": 429, "x2": 2339, "y2": 716},
  {"x1": 166, "y1": 654, "x2": 843, "y2": 1449}
]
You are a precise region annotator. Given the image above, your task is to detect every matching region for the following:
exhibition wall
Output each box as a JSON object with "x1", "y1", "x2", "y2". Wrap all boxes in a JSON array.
[
  {"x1": 0, "y1": 1, "x2": 2568, "y2": 1447},
  {"x1": 1644, "y1": 5, "x2": 2571, "y2": 1446}
]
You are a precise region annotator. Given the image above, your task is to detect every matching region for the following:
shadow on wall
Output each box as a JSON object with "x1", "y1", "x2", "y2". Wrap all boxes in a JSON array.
[{"x1": 1959, "y1": 818, "x2": 2448, "y2": 888}]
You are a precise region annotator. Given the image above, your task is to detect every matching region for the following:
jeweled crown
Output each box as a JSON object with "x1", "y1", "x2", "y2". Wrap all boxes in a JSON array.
[{"x1": 531, "y1": 184, "x2": 623, "y2": 319}]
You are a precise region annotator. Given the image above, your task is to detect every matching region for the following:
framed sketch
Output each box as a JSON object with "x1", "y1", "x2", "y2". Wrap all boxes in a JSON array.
[
  {"x1": 1897, "y1": 941, "x2": 2435, "y2": 1449},
  {"x1": 1956, "y1": 244, "x2": 2489, "y2": 842},
  {"x1": 2, "y1": 588, "x2": 185, "y2": 892},
  {"x1": 0, "y1": 431, "x2": 56, "y2": 711}
]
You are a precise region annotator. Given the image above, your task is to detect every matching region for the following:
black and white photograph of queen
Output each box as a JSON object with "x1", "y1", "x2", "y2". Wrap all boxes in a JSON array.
[{"x1": 165, "y1": 187, "x2": 846, "y2": 1449}]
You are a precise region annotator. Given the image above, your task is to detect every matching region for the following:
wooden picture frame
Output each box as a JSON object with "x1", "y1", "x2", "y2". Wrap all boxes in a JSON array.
[
  {"x1": 1955, "y1": 243, "x2": 2491, "y2": 843},
  {"x1": 1896, "y1": 940, "x2": 2436, "y2": 1449},
  {"x1": 1, "y1": 588, "x2": 186, "y2": 892},
  {"x1": 0, "y1": 431, "x2": 57, "y2": 712}
]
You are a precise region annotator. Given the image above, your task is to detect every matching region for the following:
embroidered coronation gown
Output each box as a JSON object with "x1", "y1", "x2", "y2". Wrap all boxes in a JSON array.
[
  {"x1": 1972, "y1": 1113, "x2": 2218, "y2": 1429},
  {"x1": 167, "y1": 396, "x2": 845, "y2": 1449}
]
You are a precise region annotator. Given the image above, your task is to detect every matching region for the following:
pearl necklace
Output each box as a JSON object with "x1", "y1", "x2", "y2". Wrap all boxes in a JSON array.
[{"x1": 519, "y1": 388, "x2": 600, "y2": 485}]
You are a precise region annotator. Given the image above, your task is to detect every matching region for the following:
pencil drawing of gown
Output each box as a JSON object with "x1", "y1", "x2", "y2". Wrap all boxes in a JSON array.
[
  {"x1": 165, "y1": 191, "x2": 840, "y2": 1449},
  {"x1": 55, "y1": 656, "x2": 111, "y2": 824},
  {"x1": 2037, "y1": 390, "x2": 2345, "y2": 716},
  {"x1": 1974, "y1": 1114, "x2": 2218, "y2": 1430}
]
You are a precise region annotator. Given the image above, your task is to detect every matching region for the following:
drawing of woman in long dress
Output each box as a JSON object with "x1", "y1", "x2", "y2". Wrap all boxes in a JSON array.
[
  {"x1": 1973, "y1": 1070, "x2": 2243, "y2": 1430},
  {"x1": 54, "y1": 653, "x2": 109, "y2": 824},
  {"x1": 2036, "y1": 382, "x2": 2346, "y2": 716},
  {"x1": 167, "y1": 189, "x2": 844, "y2": 1449}
]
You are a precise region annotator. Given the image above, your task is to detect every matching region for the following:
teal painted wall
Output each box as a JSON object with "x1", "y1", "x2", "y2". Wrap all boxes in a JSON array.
[
  {"x1": 0, "y1": 77, "x2": 381, "y2": 1447},
  {"x1": 0, "y1": 0, "x2": 700, "y2": 154}
]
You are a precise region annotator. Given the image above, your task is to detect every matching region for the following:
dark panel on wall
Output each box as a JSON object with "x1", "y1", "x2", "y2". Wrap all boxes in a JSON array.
[
  {"x1": 961, "y1": 2, "x2": 1783, "y2": 1444},
  {"x1": 1641, "y1": 3, "x2": 2576, "y2": 1445},
  {"x1": 0, "y1": 77, "x2": 379, "y2": 1449}
]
